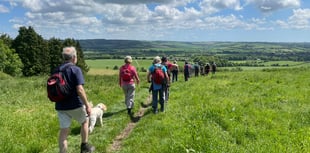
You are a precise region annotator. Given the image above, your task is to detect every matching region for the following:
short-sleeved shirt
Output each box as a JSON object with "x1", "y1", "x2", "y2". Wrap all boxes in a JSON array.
[
  {"x1": 55, "y1": 62, "x2": 85, "y2": 110},
  {"x1": 148, "y1": 63, "x2": 167, "y2": 90},
  {"x1": 162, "y1": 62, "x2": 173, "y2": 76}
]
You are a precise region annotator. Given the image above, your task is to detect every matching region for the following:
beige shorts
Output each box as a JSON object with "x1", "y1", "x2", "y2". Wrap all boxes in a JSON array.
[{"x1": 57, "y1": 107, "x2": 88, "y2": 129}]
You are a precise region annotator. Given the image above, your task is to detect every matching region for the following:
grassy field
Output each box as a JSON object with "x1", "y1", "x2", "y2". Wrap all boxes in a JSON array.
[
  {"x1": 86, "y1": 59, "x2": 152, "y2": 70},
  {"x1": 0, "y1": 61, "x2": 309, "y2": 153}
]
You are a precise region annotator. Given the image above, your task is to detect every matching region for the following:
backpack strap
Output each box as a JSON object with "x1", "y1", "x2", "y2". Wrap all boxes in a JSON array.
[{"x1": 152, "y1": 64, "x2": 162, "y2": 73}]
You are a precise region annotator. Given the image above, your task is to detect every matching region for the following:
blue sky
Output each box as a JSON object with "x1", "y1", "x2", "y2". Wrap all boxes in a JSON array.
[{"x1": 1, "y1": 0, "x2": 310, "y2": 42}]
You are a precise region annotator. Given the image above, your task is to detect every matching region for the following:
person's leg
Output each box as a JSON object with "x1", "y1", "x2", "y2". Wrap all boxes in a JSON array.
[
  {"x1": 126, "y1": 84, "x2": 135, "y2": 114},
  {"x1": 71, "y1": 108, "x2": 95, "y2": 152},
  {"x1": 81, "y1": 119, "x2": 89, "y2": 143},
  {"x1": 163, "y1": 85, "x2": 168, "y2": 102},
  {"x1": 159, "y1": 88, "x2": 165, "y2": 112},
  {"x1": 122, "y1": 85, "x2": 129, "y2": 108},
  {"x1": 128, "y1": 84, "x2": 135, "y2": 108},
  {"x1": 185, "y1": 73, "x2": 188, "y2": 81},
  {"x1": 57, "y1": 111, "x2": 72, "y2": 153},
  {"x1": 152, "y1": 89, "x2": 159, "y2": 113},
  {"x1": 59, "y1": 128, "x2": 70, "y2": 153}
]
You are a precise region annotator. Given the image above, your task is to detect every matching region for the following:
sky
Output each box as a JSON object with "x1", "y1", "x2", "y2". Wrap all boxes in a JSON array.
[{"x1": 0, "y1": 0, "x2": 310, "y2": 42}]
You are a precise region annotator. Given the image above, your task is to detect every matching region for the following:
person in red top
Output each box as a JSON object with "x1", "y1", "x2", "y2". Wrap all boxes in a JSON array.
[{"x1": 119, "y1": 56, "x2": 140, "y2": 115}]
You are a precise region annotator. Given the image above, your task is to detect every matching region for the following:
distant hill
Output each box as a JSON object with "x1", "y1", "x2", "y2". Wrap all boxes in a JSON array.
[
  {"x1": 78, "y1": 39, "x2": 310, "y2": 53},
  {"x1": 78, "y1": 39, "x2": 310, "y2": 61},
  {"x1": 78, "y1": 39, "x2": 215, "y2": 52}
]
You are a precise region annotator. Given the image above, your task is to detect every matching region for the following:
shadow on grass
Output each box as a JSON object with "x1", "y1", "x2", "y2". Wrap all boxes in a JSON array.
[
  {"x1": 141, "y1": 102, "x2": 152, "y2": 108},
  {"x1": 103, "y1": 109, "x2": 127, "y2": 118},
  {"x1": 129, "y1": 113, "x2": 140, "y2": 123},
  {"x1": 128, "y1": 102, "x2": 153, "y2": 123}
]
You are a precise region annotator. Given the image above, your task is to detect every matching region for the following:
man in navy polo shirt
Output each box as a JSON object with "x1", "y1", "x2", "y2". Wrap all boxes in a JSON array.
[{"x1": 55, "y1": 46, "x2": 95, "y2": 153}]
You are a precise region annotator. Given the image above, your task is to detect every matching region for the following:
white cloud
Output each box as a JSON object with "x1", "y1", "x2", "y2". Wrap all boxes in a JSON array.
[
  {"x1": 275, "y1": 9, "x2": 310, "y2": 29},
  {"x1": 246, "y1": 0, "x2": 300, "y2": 12},
  {"x1": 13, "y1": 23, "x2": 23, "y2": 29},
  {"x1": 93, "y1": 0, "x2": 193, "y2": 7},
  {"x1": 199, "y1": 0, "x2": 243, "y2": 15},
  {"x1": 5, "y1": 0, "x2": 308, "y2": 41},
  {"x1": 0, "y1": 4, "x2": 9, "y2": 13},
  {"x1": 288, "y1": 9, "x2": 310, "y2": 29}
]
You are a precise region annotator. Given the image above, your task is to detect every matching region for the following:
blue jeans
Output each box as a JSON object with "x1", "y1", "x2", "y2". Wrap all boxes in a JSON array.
[
  {"x1": 172, "y1": 70, "x2": 178, "y2": 82},
  {"x1": 152, "y1": 88, "x2": 164, "y2": 111}
]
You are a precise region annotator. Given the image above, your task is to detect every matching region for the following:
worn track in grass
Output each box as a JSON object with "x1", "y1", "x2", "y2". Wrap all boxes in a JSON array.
[{"x1": 107, "y1": 94, "x2": 152, "y2": 152}]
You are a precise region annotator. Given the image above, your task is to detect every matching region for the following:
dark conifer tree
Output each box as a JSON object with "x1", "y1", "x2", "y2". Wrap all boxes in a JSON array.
[
  {"x1": 12, "y1": 26, "x2": 49, "y2": 76},
  {"x1": 48, "y1": 37, "x2": 63, "y2": 73}
]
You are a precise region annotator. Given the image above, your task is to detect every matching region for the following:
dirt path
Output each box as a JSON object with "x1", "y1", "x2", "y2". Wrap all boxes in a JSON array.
[{"x1": 106, "y1": 94, "x2": 152, "y2": 152}]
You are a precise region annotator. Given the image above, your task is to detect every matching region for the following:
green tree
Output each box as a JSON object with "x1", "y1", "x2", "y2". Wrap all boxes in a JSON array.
[
  {"x1": 48, "y1": 37, "x2": 63, "y2": 73},
  {"x1": 0, "y1": 34, "x2": 13, "y2": 47},
  {"x1": 12, "y1": 26, "x2": 49, "y2": 76},
  {"x1": 62, "y1": 38, "x2": 89, "y2": 73},
  {"x1": 0, "y1": 40, "x2": 23, "y2": 76}
]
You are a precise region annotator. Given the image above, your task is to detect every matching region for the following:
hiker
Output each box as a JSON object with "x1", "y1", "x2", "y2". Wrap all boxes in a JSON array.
[
  {"x1": 119, "y1": 56, "x2": 140, "y2": 115},
  {"x1": 205, "y1": 63, "x2": 211, "y2": 76},
  {"x1": 161, "y1": 56, "x2": 173, "y2": 102},
  {"x1": 171, "y1": 60, "x2": 179, "y2": 82},
  {"x1": 184, "y1": 61, "x2": 191, "y2": 81},
  {"x1": 200, "y1": 64, "x2": 204, "y2": 75},
  {"x1": 55, "y1": 46, "x2": 95, "y2": 153},
  {"x1": 194, "y1": 62, "x2": 199, "y2": 77},
  {"x1": 147, "y1": 56, "x2": 169, "y2": 113},
  {"x1": 212, "y1": 62, "x2": 217, "y2": 75}
]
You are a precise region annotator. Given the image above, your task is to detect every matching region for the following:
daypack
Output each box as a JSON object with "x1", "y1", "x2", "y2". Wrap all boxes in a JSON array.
[
  {"x1": 152, "y1": 65, "x2": 165, "y2": 84},
  {"x1": 121, "y1": 65, "x2": 132, "y2": 81},
  {"x1": 47, "y1": 63, "x2": 73, "y2": 102}
]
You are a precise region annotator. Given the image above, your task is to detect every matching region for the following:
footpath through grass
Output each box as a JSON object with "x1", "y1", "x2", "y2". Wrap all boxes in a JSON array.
[{"x1": 0, "y1": 66, "x2": 309, "y2": 153}]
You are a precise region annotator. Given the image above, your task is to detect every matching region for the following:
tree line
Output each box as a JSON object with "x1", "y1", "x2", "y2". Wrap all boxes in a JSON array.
[{"x1": 0, "y1": 26, "x2": 89, "y2": 77}]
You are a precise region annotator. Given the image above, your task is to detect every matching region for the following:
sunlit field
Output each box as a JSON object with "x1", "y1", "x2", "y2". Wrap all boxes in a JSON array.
[{"x1": 1, "y1": 60, "x2": 309, "y2": 153}]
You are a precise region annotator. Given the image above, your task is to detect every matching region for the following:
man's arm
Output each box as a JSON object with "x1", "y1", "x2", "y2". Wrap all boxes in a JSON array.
[{"x1": 76, "y1": 85, "x2": 92, "y2": 116}]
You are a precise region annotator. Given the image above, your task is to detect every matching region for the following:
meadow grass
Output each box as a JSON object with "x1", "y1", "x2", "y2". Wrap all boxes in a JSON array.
[
  {"x1": 0, "y1": 64, "x2": 309, "y2": 153},
  {"x1": 86, "y1": 59, "x2": 152, "y2": 70},
  {"x1": 118, "y1": 67, "x2": 310, "y2": 153}
]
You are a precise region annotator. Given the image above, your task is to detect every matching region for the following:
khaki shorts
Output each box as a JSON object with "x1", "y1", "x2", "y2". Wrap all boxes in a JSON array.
[{"x1": 57, "y1": 107, "x2": 88, "y2": 128}]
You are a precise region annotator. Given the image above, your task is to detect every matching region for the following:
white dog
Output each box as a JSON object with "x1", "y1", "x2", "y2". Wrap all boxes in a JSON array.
[{"x1": 88, "y1": 103, "x2": 107, "y2": 133}]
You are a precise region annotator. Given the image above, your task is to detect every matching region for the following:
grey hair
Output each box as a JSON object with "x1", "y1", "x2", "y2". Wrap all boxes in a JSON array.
[
  {"x1": 124, "y1": 55, "x2": 132, "y2": 63},
  {"x1": 62, "y1": 46, "x2": 77, "y2": 61},
  {"x1": 153, "y1": 56, "x2": 161, "y2": 64}
]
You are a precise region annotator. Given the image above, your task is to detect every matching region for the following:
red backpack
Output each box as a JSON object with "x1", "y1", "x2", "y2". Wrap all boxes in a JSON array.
[
  {"x1": 121, "y1": 65, "x2": 132, "y2": 81},
  {"x1": 152, "y1": 65, "x2": 165, "y2": 84},
  {"x1": 47, "y1": 63, "x2": 73, "y2": 102}
]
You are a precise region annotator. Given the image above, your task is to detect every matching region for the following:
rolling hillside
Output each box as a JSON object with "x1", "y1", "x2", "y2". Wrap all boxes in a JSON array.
[{"x1": 79, "y1": 39, "x2": 310, "y2": 61}]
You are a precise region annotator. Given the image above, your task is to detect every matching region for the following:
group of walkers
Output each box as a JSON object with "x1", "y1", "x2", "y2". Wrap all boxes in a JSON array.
[
  {"x1": 52, "y1": 48, "x2": 216, "y2": 153},
  {"x1": 119, "y1": 56, "x2": 177, "y2": 114},
  {"x1": 183, "y1": 61, "x2": 217, "y2": 81},
  {"x1": 119, "y1": 55, "x2": 217, "y2": 114}
]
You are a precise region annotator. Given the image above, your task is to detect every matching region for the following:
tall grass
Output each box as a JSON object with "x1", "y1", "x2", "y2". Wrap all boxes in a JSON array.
[{"x1": 0, "y1": 66, "x2": 309, "y2": 153}]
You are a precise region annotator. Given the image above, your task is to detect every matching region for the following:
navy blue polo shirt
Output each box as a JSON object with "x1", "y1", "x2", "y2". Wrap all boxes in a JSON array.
[{"x1": 55, "y1": 62, "x2": 85, "y2": 110}]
